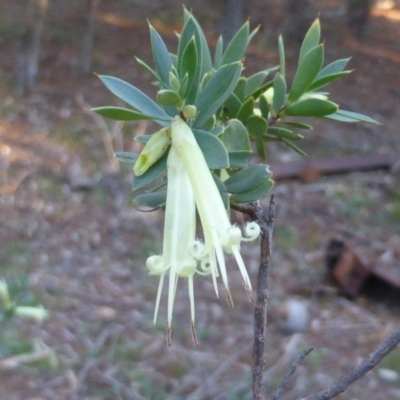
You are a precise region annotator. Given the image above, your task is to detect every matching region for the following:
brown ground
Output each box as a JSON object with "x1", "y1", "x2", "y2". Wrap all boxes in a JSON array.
[{"x1": 1, "y1": 1, "x2": 400, "y2": 399}]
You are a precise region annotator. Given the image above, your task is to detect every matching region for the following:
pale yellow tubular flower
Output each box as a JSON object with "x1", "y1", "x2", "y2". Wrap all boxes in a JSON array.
[
  {"x1": 170, "y1": 117, "x2": 261, "y2": 303},
  {"x1": 133, "y1": 127, "x2": 171, "y2": 176},
  {"x1": 145, "y1": 145, "x2": 198, "y2": 346}
]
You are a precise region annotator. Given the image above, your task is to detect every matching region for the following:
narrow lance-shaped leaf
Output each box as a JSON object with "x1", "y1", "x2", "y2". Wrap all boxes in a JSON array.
[
  {"x1": 178, "y1": 36, "x2": 199, "y2": 99},
  {"x1": 149, "y1": 24, "x2": 172, "y2": 87},
  {"x1": 214, "y1": 35, "x2": 223, "y2": 69},
  {"x1": 92, "y1": 107, "x2": 153, "y2": 121},
  {"x1": 299, "y1": 18, "x2": 321, "y2": 63},
  {"x1": 222, "y1": 21, "x2": 249, "y2": 65},
  {"x1": 193, "y1": 62, "x2": 242, "y2": 128},
  {"x1": 288, "y1": 44, "x2": 324, "y2": 103},
  {"x1": 325, "y1": 109, "x2": 380, "y2": 124},
  {"x1": 271, "y1": 73, "x2": 287, "y2": 117},
  {"x1": 283, "y1": 98, "x2": 338, "y2": 117},
  {"x1": 246, "y1": 70, "x2": 271, "y2": 98},
  {"x1": 135, "y1": 57, "x2": 160, "y2": 82},
  {"x1": 278, "y1": 35, "x2": 286, "y2": 77},
  {"x1": 308, "y1": 71, "x2": 352, "y2": 92},
  {"x1": 98, "y1": 75, "x2": 172, "y2": 124},
  {"x1": 114, "y1": 152, "x2": 139, "y2": 164},
  {"x1": 266, "y1": 127, "x2": 304, "y2": 141}
]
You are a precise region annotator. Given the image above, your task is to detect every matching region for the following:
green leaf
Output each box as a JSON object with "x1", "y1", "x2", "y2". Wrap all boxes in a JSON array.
[
  {"x1": 237, "y1": 97, "x2": 254, "y2": 123},
  {"x1": 308, "y1": 71, "x2": 352, "y2": 92},
  {"x1": 259, "y1": 95, "x2": 269, "y2": 119},
  {"x1": 178, "y1": 36, "x2": 199, "y2": 99},
  {"x1": 280, "y1": 138, "x2": 307, "y2": 156},
  {"x1": 227, "y1": 151, "x2": 252, "y2": 168},
  {"x1": 334, "y1": 109, "x2": 380, "y2": 124},
  {"x1": 250, "y1": 80, "x2": 274, "y2": 103},
  {"x1": 224, "y1": 165, "x2": 273, "y2": 194},
  {"x1": 289, "y1": 44, "x2": 324, "y2": 103},
  {"x1": 278, "y1": 35, "x2": 286, "y2": 77},
  {"x1": 98, "y1": 75, "x2": 171, "y2": 124},
  {"x1": 246, "y1": 70, "x2": 271, "y2": 98},
  {"x1": 221, "y1": 119, "x2": 251, "y2": 152},
  {"x1": 266, "y1": 127, "x2": 303, "y2": 140},
  {"x1": 133, "y1": 191, "x2": 167, "y2": 209},
  {"x1": 135, "y1": 135, "x2": 151, "y2": 144},
  {"x1": 255, "y1": 137, "x2": 266, "y2": 159},
  {"x1": 231, "y1": 178, "x2": 274, "y2": 204},
  {"x1": 114, "y1": 152, "x2": 139, "y2": 164},
  {"x1": 222, "y1": 21, "x2": 249, "y2": 65},
  {"x1": 234, "y1": 77, "x2": 247, "y2": 101},
  {"x1": 132, "y1": 150, "x2": 168, "y2": 190},
  {"x1": 135, "y1": 57, "x2": 160, "y2": 82},
  {"x1": 247, "y1": 115, "x2": 268, "y2": 137},
  {"x1": 299, "y1": 18, "x2": 321, "y2": 63},
  {"x1": 283, "y1": 98, "x2": 338, "y2": 117},
  {"x1": 271, "y1": 73, "x2": 287, "y2": 117},
  {"x1": 183, "y1": 9, "x2": 213, "y2": 76},
  {"x1": 92, "y1": 107, "x2": 153, "y2": 121},
  {"x1": 281, "y1": 121, "x2": 313, "y2": 130},
  {"x1": 317, "y1": 58, "x2": 351, "y2": 78},
  {"x1": 214, "y1": 36, "x2": 223, "y2": 69},
  {"x1": 193, "y1": 62, "x2": 242, "y2": 128},
  {"x1": 224, "y1": 93, "x2": 242, "y2": 119},
  {"x1": 149, "y1": 24, "x2": 172, "y2": 87},
  {"x1": 192, "y1": 130, "x2": 229, "y2": 169}
]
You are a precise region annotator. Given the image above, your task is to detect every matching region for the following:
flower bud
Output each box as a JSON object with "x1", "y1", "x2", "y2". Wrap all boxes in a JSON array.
[
  {"x1": 134, "y1": 127, "x2": 171, "y2": 176},
  {"x1": 182, "y1": 105, "x2": 197, "y2": 119},
  {"x1": 157, "y1": 89, "x2": 182, "y2": 107},
  {"x1": 169, "y1": 72, "x2": 180, "y2": 92}
]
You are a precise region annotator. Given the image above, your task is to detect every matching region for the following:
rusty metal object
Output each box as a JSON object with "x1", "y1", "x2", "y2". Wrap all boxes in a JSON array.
[
  {"x1": 271, "y1": 154, "x2": 400, "y2": 182},
  {"x1": 325, "y1": 234, "x2": 400, "y2": 297}
]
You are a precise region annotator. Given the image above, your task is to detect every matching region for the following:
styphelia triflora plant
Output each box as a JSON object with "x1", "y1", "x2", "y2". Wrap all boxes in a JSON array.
[{"x1": 92, "y1": 9, "x2": 377, "y2": 345}]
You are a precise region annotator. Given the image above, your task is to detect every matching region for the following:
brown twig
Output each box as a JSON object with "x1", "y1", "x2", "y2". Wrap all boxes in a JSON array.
[
  {"x1": 233, "y1": 196, "x2": 276, "y2": 400},
  {"x1": 271, "y1": 347, "x2": 313, "y2": 400},
  {"x1": 302, "y1": 324, "x2": 400, "y2": 400}
]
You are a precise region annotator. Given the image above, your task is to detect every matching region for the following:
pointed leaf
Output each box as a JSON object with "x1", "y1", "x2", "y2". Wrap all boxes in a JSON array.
[
  {"x1": 224, "y1": 165, "x2": 273, "y2": 194},
  {"x1": 98, "y1": 75, "x2": 171, "y2": 124},
  {"x1": 222, "y1": 22, "x2": 249, "y2": 65},
  {"x1": 132, "y1": 150, "x2": 168, "y2": 190},
  {"x1": 271, "y1": 73, "x2": 287, "y2": 117},
  {"x1": 214, "y1": 36, "x2": 223, "y2": 69},
  {"x1": 299, "y1": 18, "x2": 321, "y2": 63},
  {"x1": 266, "y1": 126, "x2": 303, "y2": 140},
  {"x1": 192, "y1": 129, "x2": 229, "y2": 169},
  {"x1": 284, "y1": 98, "x2": 338, "y2": 117},
  {"x1": 308, "y1": 71, "x2": 352, "y2": 91},
  {"x1": 246, "y1": 70, "x2": 271, "y2": 97},
  {"x1": 336, "y1": 110, "x2": 380, "y2": 124},
  {"x1": 317, "y1": 58, "x2": 351, "y2": 79},
  {"x1": 281, "y1": 121, "x2": 313, "y2": 130},
  {"x1": 149, "y1": 24, "x2": 172, "y2": 86},
  {"x1": 114, "y1": 152, "x2": 139, "y2": 164},
  {"x1": 259, "y1": 95, "x2": 269, "y2": 119},
  {"x1": 133, "y1": 191, "x2": 167, "y2": 209},
  {"x1": 193, "y1": 62, "x2": 242, "y2": 128},
  {"x1": 278, "y1": 35, "x2": 286, "y2": 77},
  {"x1": 135, "y1": 57, "x2": 160, "y2": 82},
  {"x1": 280, "y1": 137, "x2": 307, "y2": 156},
  {"x1": 92, "y1": 107, "x2": 153, "y2": 121},
  {"x1": 178, "y1": 36, "x2": 199, "y2": 98},
  {"x1": 224, "y1": 93, "x2": 242, "y2": 119},
  {"x1": 289, "y1": 44, "x2": 324, "y2": 103},
  {"x1": 231, "y1": 178, "x2": 274, "y2": 204},
  {"x1": 234, "y1": 77, "x2": 247, "y2": 101}
]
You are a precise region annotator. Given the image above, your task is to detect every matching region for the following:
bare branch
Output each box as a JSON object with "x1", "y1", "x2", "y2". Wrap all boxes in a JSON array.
[
  {"x1": 302, "y1": 325, "x2": 400, "y2": 400},
  {"x1": 271, "y1": 347, "x2": 313, "y2": 400}
]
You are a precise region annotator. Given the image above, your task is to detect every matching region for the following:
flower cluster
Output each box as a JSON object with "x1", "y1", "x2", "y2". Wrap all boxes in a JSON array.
[{"x1": 143, "y1": 117, "x2": 260, "y2": 345}]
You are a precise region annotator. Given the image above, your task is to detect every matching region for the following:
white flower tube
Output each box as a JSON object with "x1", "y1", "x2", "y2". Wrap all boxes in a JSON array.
[
  {"x1": 171, "y1": 117, "x2": 260, "y2": 302},
  {"x1": 145, "y1": 145, "x2": 198, "y2": 345}
]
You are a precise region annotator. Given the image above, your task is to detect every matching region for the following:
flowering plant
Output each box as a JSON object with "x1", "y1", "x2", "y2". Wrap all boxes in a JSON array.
[{"x1": 92, "y1": 9, "x2": 376, "y2": 345}]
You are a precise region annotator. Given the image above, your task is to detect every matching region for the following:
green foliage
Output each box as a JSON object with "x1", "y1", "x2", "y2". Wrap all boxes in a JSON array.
[{"x1": 94, "y1": 11, "x2": 376, "y2": 206}]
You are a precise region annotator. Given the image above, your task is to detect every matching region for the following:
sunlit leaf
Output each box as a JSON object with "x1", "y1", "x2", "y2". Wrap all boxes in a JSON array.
[
  {"x1": 98, "y1": 75, "x2": 171, "y2": 125},
  {"x1": 92, "y1": 107, "x2": 153, "y2": 121},
  {"x1": 299, "y1": 18, "x2": 320, "y2": 63},
  {"x1": 283, "y1": 98, "x2": 338, "y2": 117},
  {"x1": 149, "y1": 24, "x2": 172, "y2": 87},
  {"x1": 288, "y1": 44, "x2": 324, "y2": 103}
]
